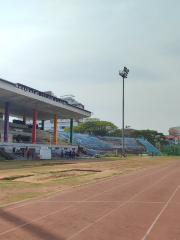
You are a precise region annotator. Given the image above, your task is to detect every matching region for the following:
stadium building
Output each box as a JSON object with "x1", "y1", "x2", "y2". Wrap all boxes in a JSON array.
[{"x1": 0, "y1": 78, "x2": 91, "y2": 159}]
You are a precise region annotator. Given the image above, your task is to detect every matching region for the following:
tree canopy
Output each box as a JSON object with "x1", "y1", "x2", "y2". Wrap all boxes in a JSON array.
[
  {"x1": 129, "y1": 129, "x2": 168, "y2": 150},
  {"x1": 64, "y1": 121, "x2": 122, "y2": 137}
]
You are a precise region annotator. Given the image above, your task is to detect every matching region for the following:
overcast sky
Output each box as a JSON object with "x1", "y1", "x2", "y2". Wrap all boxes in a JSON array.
[{"x1": 0, "y1": 0, "x2": 179, "y2": 134}]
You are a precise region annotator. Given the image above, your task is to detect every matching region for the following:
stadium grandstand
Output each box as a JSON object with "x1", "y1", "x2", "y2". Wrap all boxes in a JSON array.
[
  {"x1": 58, "y1": 131, "x2": 162, "y2": 156},
  {"x1": 0, "y1": 78, "x2": 91, "y2": 160}
]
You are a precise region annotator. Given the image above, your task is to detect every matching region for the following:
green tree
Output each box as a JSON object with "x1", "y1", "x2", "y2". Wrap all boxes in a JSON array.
[
  {"x1": 64, "y1": 121, "x2": 121, "y2": 137},
  {"x1": 64, "y1": 126, "x2": 70, "y2": 132},
  {"x1": 129, "y1": 129, "x2": 168, "y2": 151},
  {"x1": 163, "y1": 145, "x2": 180, "y2": 156},
  {"x1": 109, "y1": 129, "x2": 122, "y2": 137},
  {"x1": 64, "y1": 125, "x2": 85, "y2": 133}
]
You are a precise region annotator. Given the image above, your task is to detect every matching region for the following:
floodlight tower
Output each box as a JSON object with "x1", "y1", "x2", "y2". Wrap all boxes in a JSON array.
[{"x1": 119, "y1": 67, "x2": 130, "y2": 157}]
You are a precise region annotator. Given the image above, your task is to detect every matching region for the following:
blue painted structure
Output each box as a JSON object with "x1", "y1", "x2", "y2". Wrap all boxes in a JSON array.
[
  {"x1": 58, "y1": 131, "x2": 162, "y2": 156},
  {"x1": 136, "y1": 138, "x2": 162, "y2": 156}
]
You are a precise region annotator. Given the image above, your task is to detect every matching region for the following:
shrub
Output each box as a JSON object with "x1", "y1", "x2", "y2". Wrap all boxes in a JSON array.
[
  {"x1": 0, "y1": 157, "x2": 6, "y2": 161},
  {"x1": 104, "y1": 153, "x2": 111, "y2": 157},
  {"x1": 113, "y1": 154, "x2": 120, "y2": 157}
]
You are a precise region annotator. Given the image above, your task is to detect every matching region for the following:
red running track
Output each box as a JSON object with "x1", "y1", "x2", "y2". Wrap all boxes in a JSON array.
[{"x1": 0, "y1": 160, "x2": 180, "y2": 240}]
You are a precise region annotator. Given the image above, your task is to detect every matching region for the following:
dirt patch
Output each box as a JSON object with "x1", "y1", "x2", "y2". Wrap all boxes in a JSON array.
[
  {"x1": 0, "y1": 169, "x2": 101, "y2": 182},
  {"x1": 1, "y1": 174, "x2": 34, "y2": 180},
  {"x1": 13, "y1": 171, "x2": 87, "y2": 183},
  {"x1": 2, "y1": 169, "x2": 101, "y2": 183},
  {"x1": 70, "y1": 169, "x2": 101, "y2": 172}
]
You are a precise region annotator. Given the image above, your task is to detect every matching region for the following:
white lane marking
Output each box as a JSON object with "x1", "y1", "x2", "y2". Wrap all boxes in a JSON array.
[
  {"x1": 141, "y1": 184, "x2": 180, "y2": 240},
  {"x1": 40, "y1": 200, "x2": 167, "y2": 204},
  {"x1": 129, "y1": 201, "x2": 166, "y2": 204},
  {"x1": 67, "y1": 167, "x2": 180, "y2": 240},
  {"x1": 0, "y1": 163, "x2": 179, "y2": 237},
  {"x1": 1, "y1": 160, "x2": 175, "y2": 213}
]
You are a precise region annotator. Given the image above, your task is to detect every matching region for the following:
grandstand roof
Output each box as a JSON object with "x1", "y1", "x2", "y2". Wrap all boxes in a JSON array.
[{"x1": 0, "y1": 78, "x2": 91, "y2": 120}]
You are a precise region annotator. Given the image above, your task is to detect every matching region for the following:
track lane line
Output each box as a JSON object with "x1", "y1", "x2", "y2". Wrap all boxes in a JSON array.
[
  {"x1": 38, "y1": 200, "x2": 167, "y2": 204},
  {"x1": 0, "y1": 163, "x2": 179, "y2": 237},
  {"x1": 141, "y1": 184, "x2": 180, "y2": 240}
]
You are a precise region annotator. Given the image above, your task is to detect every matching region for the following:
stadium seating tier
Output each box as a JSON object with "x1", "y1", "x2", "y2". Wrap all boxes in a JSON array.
[{"x1": 58, "y1": 131, "x2": 162, "y2": 156}]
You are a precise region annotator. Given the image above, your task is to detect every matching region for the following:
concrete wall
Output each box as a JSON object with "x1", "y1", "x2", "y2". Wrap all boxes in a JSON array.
[{"x1": 1, "y1": 142, "x2": 78, "y2": 154}]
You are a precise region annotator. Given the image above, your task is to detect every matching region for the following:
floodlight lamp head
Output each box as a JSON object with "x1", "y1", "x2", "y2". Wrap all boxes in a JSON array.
[
  {"x1": 124, "y1": 67, "x2": 129, "y2": 73},
  {"x1": 119, "y1": 67, "x2": 129, "y2": 78},
  {"x1": 119, "y1": 70, "x2": 123, "y2": 77}
]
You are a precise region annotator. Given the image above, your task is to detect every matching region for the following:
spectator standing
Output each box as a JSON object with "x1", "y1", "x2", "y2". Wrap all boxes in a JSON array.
[
  {"x1": 17, "y1": 134, "x2": 21, "y2": 143},
  {"x1": 72, "y1": 151, "x2": 75, "y2": 159},
  {"x1": 27, "y1": 149, "x2": 31, "y2": 160},
  {"x1": 66, "y1": 151, "x2": 69, "y2": 159},
  {"x1": 61, "y1": 150, "x2": 64, "y2": 158},
  {"x1": 21, "y1": 148, "x2": 25, "y2": 157},
  {"x1": 76, "y1": 150, "x2": 79, "y2": 157}
]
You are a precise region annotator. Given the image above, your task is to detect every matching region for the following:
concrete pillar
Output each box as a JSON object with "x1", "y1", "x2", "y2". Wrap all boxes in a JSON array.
[
  {"x1": 70, "y1": 119, "x2": 73, "y2": 144},
  {"x1": 23, "y1": 116, "x2": 26, "y2": 125},
  {"x1": 42, "y1": 120, "x2": 45, "y2": 130},
  {"x1": 32, "y1": 109, "x2": 37, "y2": 144},
  {"x1": 4, "y1": 102, "x2": 10, "y2": 142},
  {"x1": 54, "y1": 114, "x2": 58, "y2": 145}
]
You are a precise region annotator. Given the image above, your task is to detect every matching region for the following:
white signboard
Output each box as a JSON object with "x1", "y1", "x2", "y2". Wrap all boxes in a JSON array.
[{"x1": 40, "y1": 147, "x2": 51, "y2": 159}]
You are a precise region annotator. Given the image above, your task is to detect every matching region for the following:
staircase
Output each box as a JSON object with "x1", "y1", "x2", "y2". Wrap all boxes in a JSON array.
[
  {"x1": 137, "y1": 138, "x2": 162, "y2": 156},
  {"x1": 0, "y1": 148, "x2": 14, "y2": 160}
]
